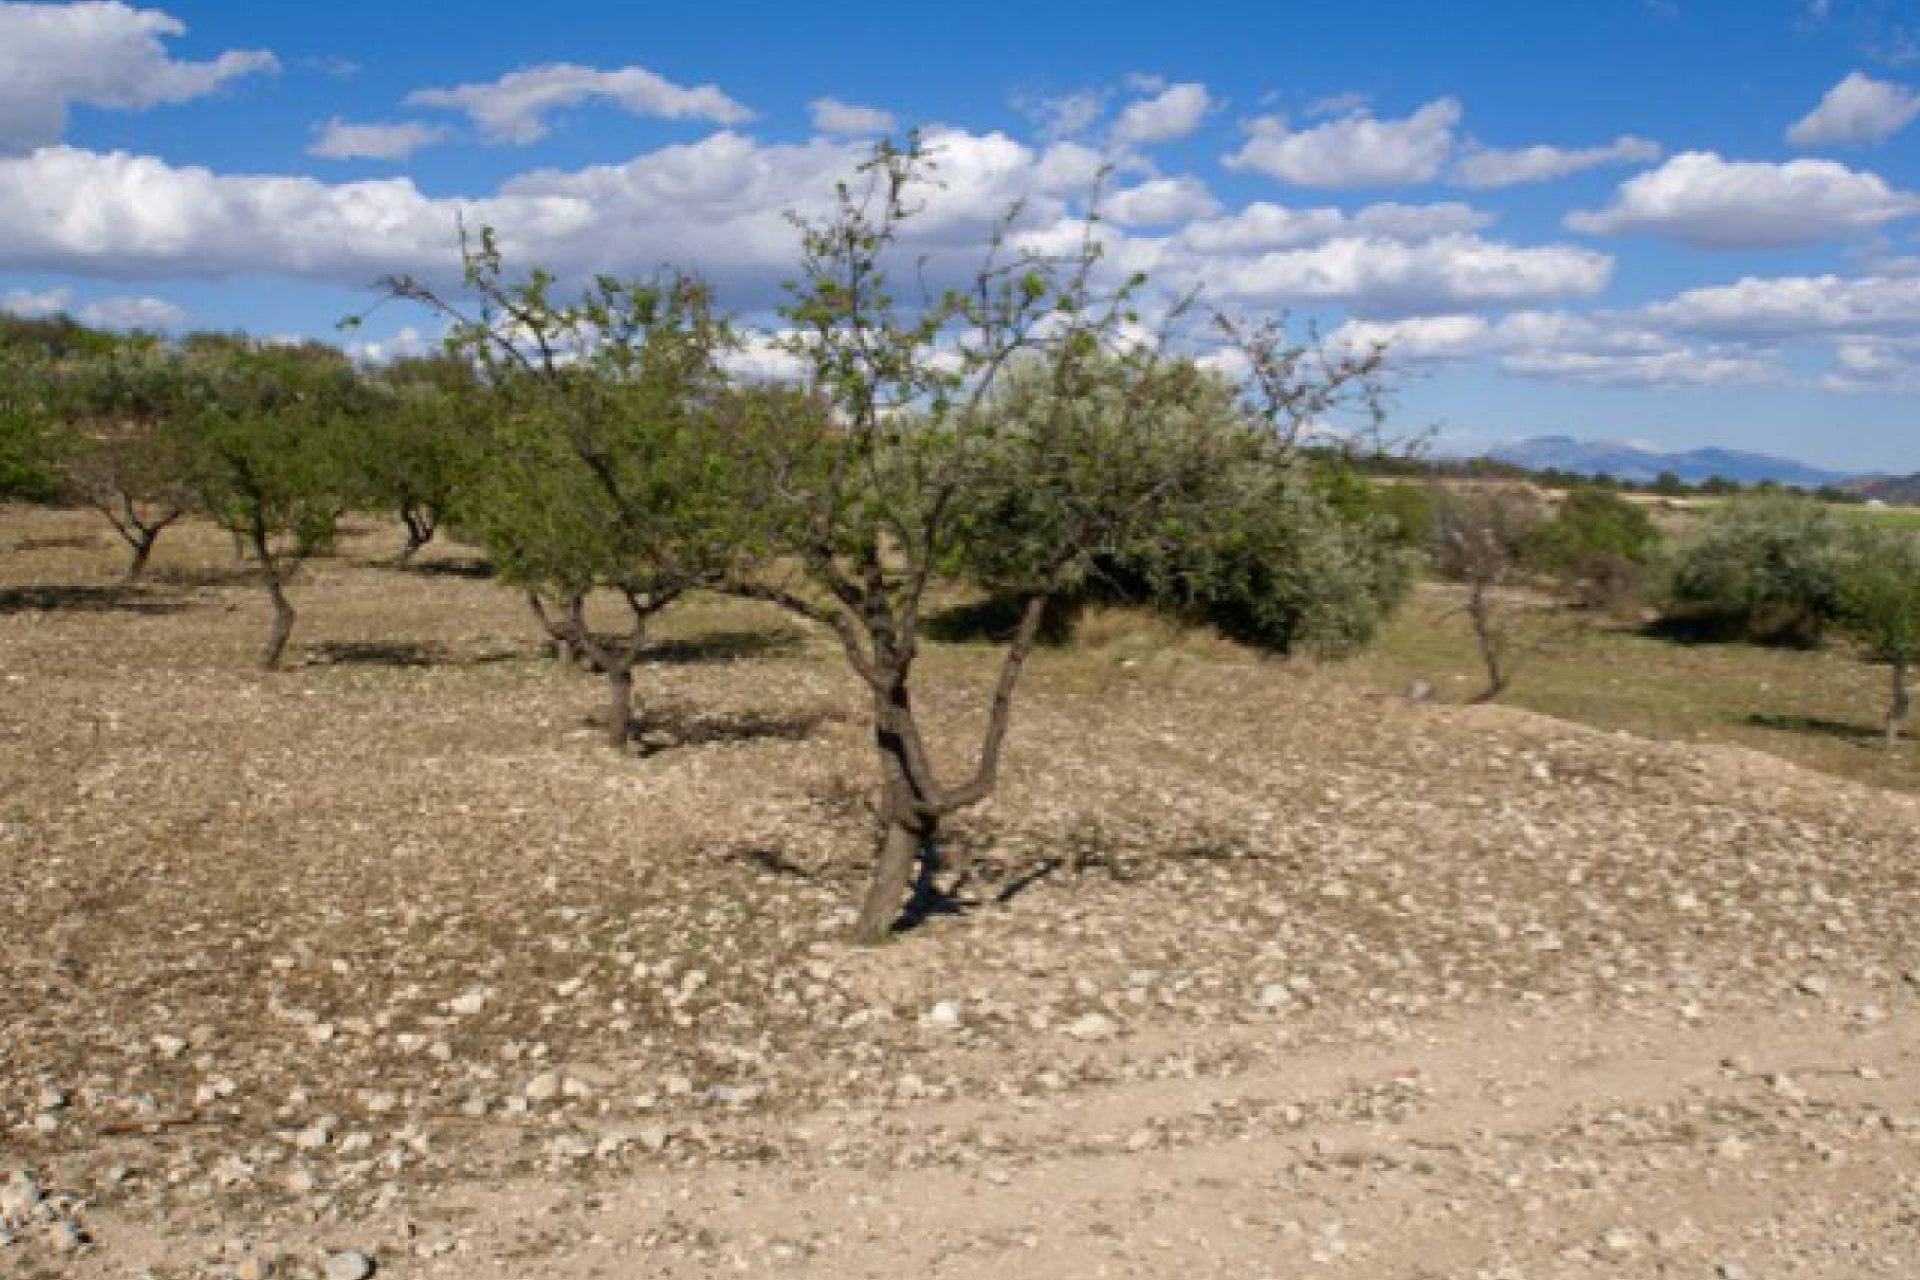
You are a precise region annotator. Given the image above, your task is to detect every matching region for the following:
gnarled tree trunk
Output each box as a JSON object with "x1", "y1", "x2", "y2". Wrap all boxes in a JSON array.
[{"x1": 245, "y1": 514, "x2": 299, "y2": 671}]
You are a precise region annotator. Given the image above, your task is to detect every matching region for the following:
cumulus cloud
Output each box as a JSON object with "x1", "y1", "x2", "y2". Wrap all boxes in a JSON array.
[
  {"x1": 1642, "y1": 272, "x2": 1920, "y2": 336},
  {"x1": 808, "y1": 98, "x2": 896, "y2": 136},
  {"x1": 1786, "y1": 71, "x2": 1920, "y2": 147},
  {"x1": 1110, "y1": 82, "x2": 1212, "y2": 146},
  {"x1": 1331, "y1": 308, "x2": 1777, "y2": 388},
  {"x1": 1451, "y1": 135, "x2": 1661, "y2": 189},
  {"x1": 1823, "y1": 336, "x2": 1920, "y2": 391},
  {"x1": 1224, "y1": 98, "x2": 1459, "y2": 187},
  {"x1": 1103, "y1": 176, "x2": 1219, "y2": 226},
  {"x1": 0, "y1": 129, "x2": 1111, "y2": 294},
  {"x1": 308, "y1": 117, "x2": 447, "y2": 161},
  {"x1": 1567, "y1": 151, "x2": 1919, "y2": 248},
  {"x1": 1178, "y1": 200, "x2": 1492, "y2": 252},
  {"x1": 0, "y1": 1, "x2": 277, "y2": 154},
  {"x1": 407, "y1": 62, "x2": 752, "y2": 145},
  {"x1": 2, "y1": 284, "x2": 183, "y2": 329},
  {"x1": 1189, "y1": 233, "x2": 1611, "y2": 315}
]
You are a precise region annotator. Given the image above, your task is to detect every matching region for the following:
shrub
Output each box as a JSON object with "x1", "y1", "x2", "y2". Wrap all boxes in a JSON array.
[{"x1": 1666, "y1": 495, "x2": 1843, "y2": 645}]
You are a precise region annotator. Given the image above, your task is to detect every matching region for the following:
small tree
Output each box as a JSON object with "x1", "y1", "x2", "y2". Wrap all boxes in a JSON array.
[
  {"x1": 1667, "y1": 494, "x2": 1843, "y2": 645},
  {"x1": 177, "y1": 337, "x2": 368, "y2": 668},
  {"x1": 382, "y1": 236, "x2": 751, "y2": 748},
  {"x1": 55, "y1": 339, "x2": 198, "y2": 579},
  {"x1": 361, "y1": 354, "x2": 477, "y2": 564},
  {"x1": 1429, "y1": 485, "x2": 1549, "y2": 703},
  {"x1": 733, "y1": 141, "x2": 1398, "y2": 942},
  {"x1": 1529, "y1": 485, "x2": 1662, "y2": 610},
  {"x1": 1835, "y1": 524, "x2": 1920, "y2": 746}
]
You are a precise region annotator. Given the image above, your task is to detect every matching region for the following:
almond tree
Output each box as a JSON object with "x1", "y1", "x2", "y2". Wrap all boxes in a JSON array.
[
  {"x1": 176, "y1": 337, "x2": 368, "y2": 668},
  {"x1": 733, "y1": 142, "x2": 1398, "y2": 942},
  {"x1": 382, "y1": 236, "x2": 753, "y2": 748},
  {"x1": 361, "y1": 354, "x2": 478, "y2": 564},
  {"x1": 56, "y1": 339, "x2": 198, "y2": 579}
]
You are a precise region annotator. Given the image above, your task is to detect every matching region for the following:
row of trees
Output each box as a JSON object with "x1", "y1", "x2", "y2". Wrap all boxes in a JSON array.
[
  {"x1": 2, "y1": 144, "x2": 1420, "y2": 941},
  {"x1": 1416, "y1": 482, "x2": 1919, "y2": 744}
]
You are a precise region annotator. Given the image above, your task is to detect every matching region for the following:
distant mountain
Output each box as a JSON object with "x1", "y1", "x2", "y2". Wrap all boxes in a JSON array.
[
  {"x1": 1483, "y1": 435, "x2": 1849, "y2": 488},
  {"x1": 1845, "y1": 473, "x2": 1920, "y2": 504}
]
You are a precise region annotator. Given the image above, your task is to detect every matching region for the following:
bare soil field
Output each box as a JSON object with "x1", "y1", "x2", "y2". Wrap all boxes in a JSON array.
[{"x1": 3, "y1": 507, "x2": 1918, "y2": 1279}]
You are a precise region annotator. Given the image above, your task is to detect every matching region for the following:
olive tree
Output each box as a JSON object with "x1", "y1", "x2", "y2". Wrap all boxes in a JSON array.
[
  {"x1": 177, "y1": 337, "x2": 368, "y2": 668},
  {"x1": 0, "y1": 347, "x2": 61, "y2": 504},
  {"x1": 1835, "y1": 523, "x2": 1920, "y2": 746},
  {"x1": 382, "y1": 236, "x2": 752, "y2": 748},
  {"x1": 1667, "y1": 494, "x2": 1843, "y2": 645},
  {"x1": 731, "y1": 143, "x2": 1400, "y2": 942}
]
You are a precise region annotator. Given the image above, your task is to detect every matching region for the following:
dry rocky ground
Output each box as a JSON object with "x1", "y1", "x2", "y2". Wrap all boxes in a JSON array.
[{"x1": 2, "y1": 507, "x2": 1917, "y2": 1280}]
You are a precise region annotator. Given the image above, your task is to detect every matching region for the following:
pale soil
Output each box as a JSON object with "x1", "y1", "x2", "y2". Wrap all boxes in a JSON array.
[{"x1": 3, "y1": 508, "x2": 1917, "y2": 1279}]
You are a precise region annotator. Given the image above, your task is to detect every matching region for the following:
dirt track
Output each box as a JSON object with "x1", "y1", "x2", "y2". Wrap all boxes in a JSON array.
[{"x1": 3, "y1": 510, "x2": 1917, "y2": 1278}]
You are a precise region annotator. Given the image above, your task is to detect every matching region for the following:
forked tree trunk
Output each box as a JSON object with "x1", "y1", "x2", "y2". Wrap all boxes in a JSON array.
[
  {"x1": 851, "y1": 743, "x2": 931, "y2": 945},
  {"x1": 125, "y1": 534, "x2": 155, "y2": 582},
  {"x1": 1888, "y1": 657, "x2": 1911, "y2": 748},
  {"x1": 397, "y1": 506, "x2": 436, "y2": 565}
]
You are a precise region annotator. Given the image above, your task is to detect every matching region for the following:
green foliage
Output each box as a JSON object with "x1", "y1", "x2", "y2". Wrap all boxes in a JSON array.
[
  {"x1": 1666, "y1": 494, "x2": 1844, "y2": 645},
  {"x1": 359, "y1": 353, "x2": 481, "y2": 553},
  {"x1": 0, "y1": 348, "x2": 63, "y2": 503},
  {"x1": 399, "y1": 238, "x2": 754, "y2": 608},
  {"x1": 1528, "y1": 486, "x2": 1662, "y2": 608},
  {"x1": 944, "y1": 358, "x2": 1413, "y2": 657},
  {"x1": 1835, "y1": 524, "x2": 1920, "y2": 666},
  {"x1": 176, "y1": 338, "x2": 370, "y2": 556}
]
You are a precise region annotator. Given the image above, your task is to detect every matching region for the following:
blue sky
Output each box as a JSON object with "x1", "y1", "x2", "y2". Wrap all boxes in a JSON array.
[{"x1": 2, "y1": 0, "x2": 1918, "y2": 471}]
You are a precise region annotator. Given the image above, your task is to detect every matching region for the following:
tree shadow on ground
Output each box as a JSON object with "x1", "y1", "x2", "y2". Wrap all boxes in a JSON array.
[
  {"x1": 400, "y1": 556, "x2": 495, "y2": 579},
  {"x1": 1744, "y1": 711, "x2": 1883, "y2": 746},
  {"x1": 0, "y1": 583, "x2": 192, "y2": 615},
  {"x1": 614, "y1": 705, "x2": 839, "y2": 754},
  {"x1": 307, "y1": 640, "x2": 441, "y2": 668},
  {"x1": 646, "y1": 628, "x2": 806, "y2": 665},
  {"x1": 150, "y1": 565, "x2": 261, "y2": 588},
  {"x1": 922, "y1": 593, "x2": 1081, "y2": 647}
]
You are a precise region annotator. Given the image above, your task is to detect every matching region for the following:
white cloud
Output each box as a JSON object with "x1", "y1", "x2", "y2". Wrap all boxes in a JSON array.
[
  {"x1": 1178, "y1": 200, "x2": 1491, "y2": 253},
  {"x1": 308, "y1": 117, "x2": 447, "y2": 162},
  {"x1": 2, "y1": 284, "x2": 183, "y2": 329},
  {"x1": 1331, "y1": 308, "x2": 1777, "y2": 388},
  {"x1": 1110, "y1": 82, "x2": 1212, "y2": 146},
  {"x1": 0, "y1": 1, "x2": 277, "y2": 154},
  {"x1": 78, "y1": 293, "x2": 184, "y2": 329},
  {"x1": 808, "y1": 98, "x2": 896, "y2": 136},
  {"x1": 1224, "y1": 98, "x2": 1460, "y2": 187},
  {"x1": 345, "y1": 324, "x2": 435, "y2": 365},
  {"x1": 1643, "y1": 272, "x2": 1920, "y2": 336},
  {"x1": 1193, "y1": 233, "x2": 1611, "y2": 315},
  {"x1": 1497, "y1": 346, "x2": 1776, "y2": 388},
  {"x1": 1451, "y1": 135, "x2": 1661, "y2": 189},
  {"x1": 1013, "y1": 88, "x2": 1105, "y2": 141},
  {"x1": 1567, "y1": 151, "x2": 1919, "y2": 248},
  {"x1": 1786, "y1": 71, "x2": 1920, "y2": 147},
  {"x1": 1104, "y1": 176, "x2": 1219, "y2": 226},
  {"x1": 407, "y1": 62, "x2": 752, "y2": 145},
  {"x1": 0, "y1": 129, "x2": 1104, "y2": 293},
  {"x1": 1823, "y1": 336, "x2": 1920, "y2": 391}
]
